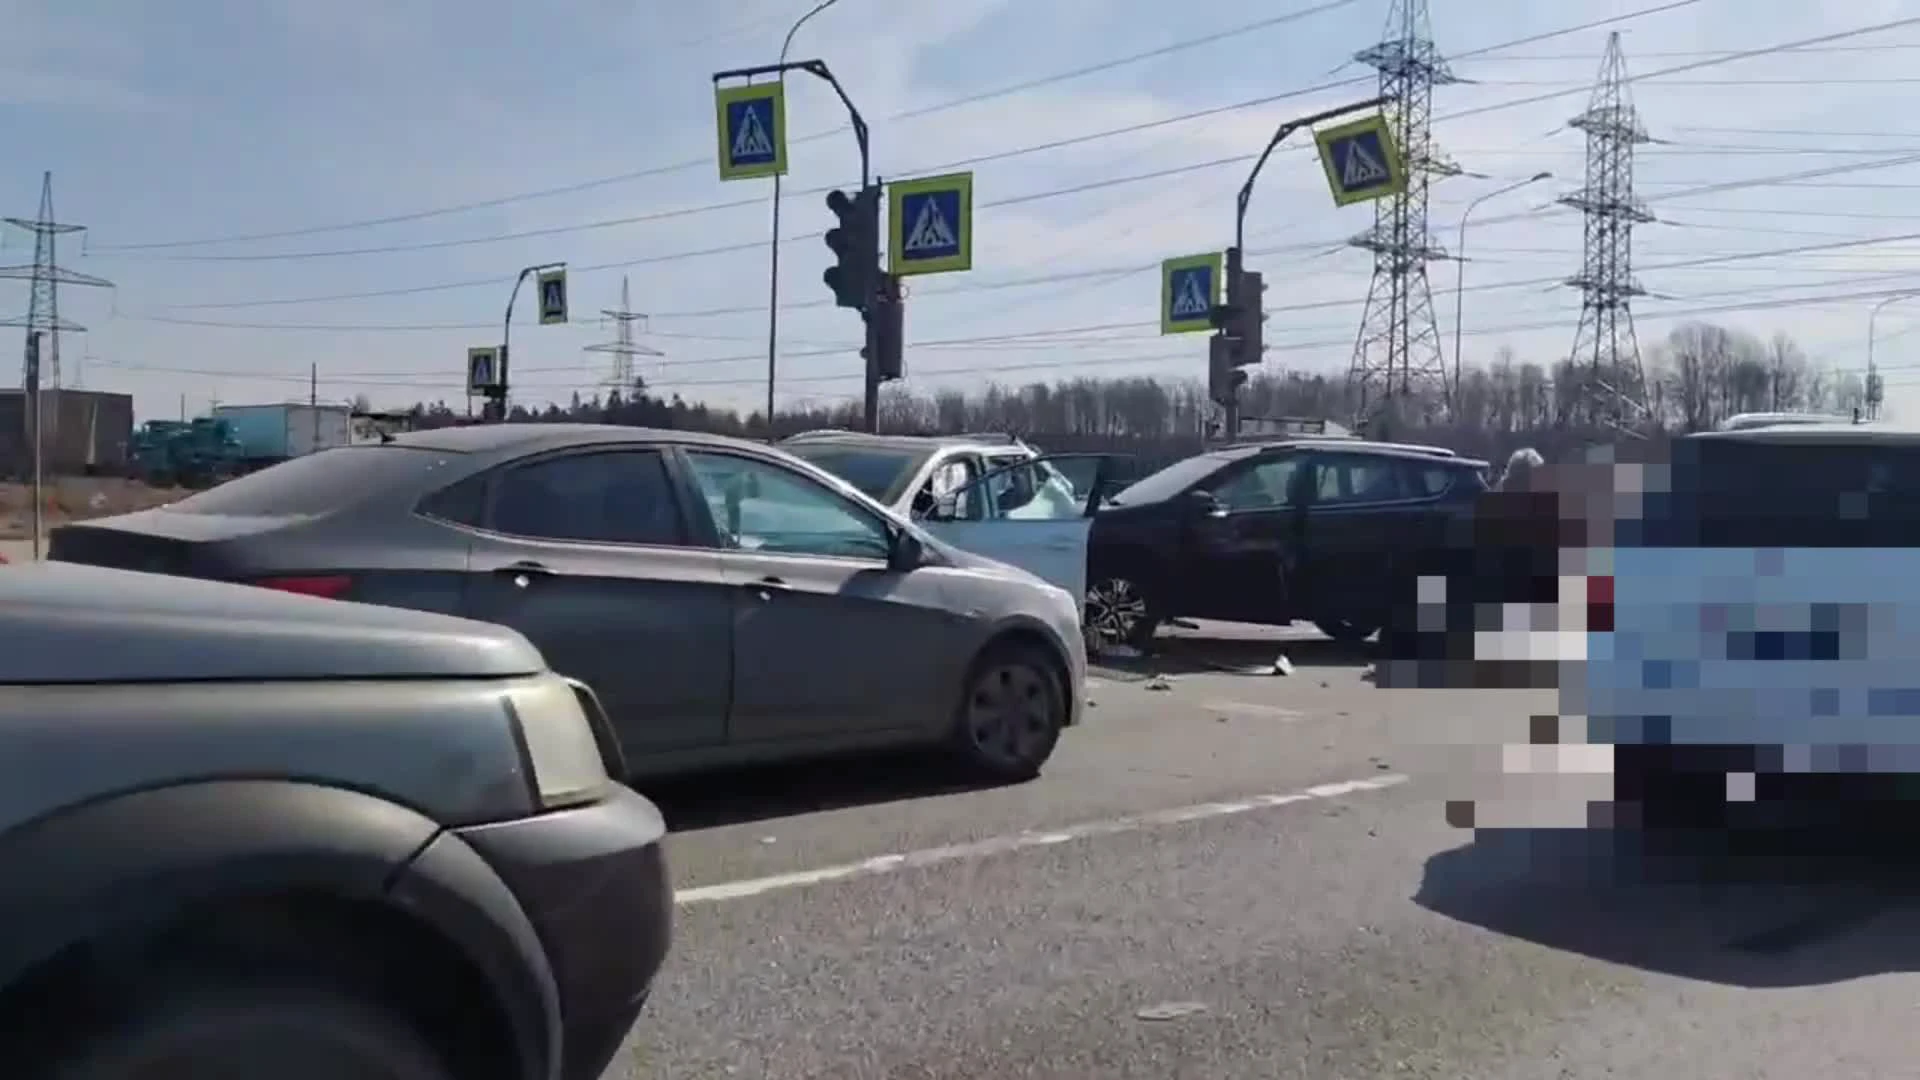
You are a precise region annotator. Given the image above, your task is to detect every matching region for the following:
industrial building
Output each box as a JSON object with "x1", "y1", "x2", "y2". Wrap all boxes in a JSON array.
[{"x1": 0, "y1": 389, "x2": 134, "y2": 478}]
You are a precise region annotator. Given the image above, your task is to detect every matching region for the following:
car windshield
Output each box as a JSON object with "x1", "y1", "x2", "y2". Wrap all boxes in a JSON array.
[
  {"x1": 783, "y1": 443, "x2": 930, "y2": 505},
  {"x1": 1104, "y1": 452, "x2": 1237, "y2": 506},
  {"x1": 162, "y1": 445, "x2": 462, "y2": 517}
]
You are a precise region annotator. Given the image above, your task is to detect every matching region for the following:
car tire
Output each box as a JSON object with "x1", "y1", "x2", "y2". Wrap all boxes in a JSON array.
[
  {"x1": 947, "y1": 641, "x2": 1067, "y2": 784},
  {"x1": 44, "y1": 983, "x2": 454, "y2": 1080},
  {"x1": 1085, "y1": 572, "x2": 1159, "y2": 651},
  {"x1": 1314, "y1": 618, "x2": 1380, "y2": 646}
]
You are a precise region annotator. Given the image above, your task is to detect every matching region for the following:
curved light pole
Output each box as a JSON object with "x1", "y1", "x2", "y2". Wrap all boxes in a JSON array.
[
  {"x1": 764, "y1": 0, "x2": 843, "y2": 435},
  {"x1": 1452, "y1": 171, "x2": 1551, "y2": 406}
]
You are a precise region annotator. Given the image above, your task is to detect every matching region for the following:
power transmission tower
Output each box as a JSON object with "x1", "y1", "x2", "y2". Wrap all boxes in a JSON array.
[
  {"x1": 0, "y1": 172, "x2": 111, "y2": 392},
  {"x1": 1561, "y1": 31, "x2": 1653, "y2": 432},
  {"x1": 1345, "y1": 0, "x2": 1457, "y2": 429},
  {"x1": 584, "y1": 275, "x2": 661, "y2": 390}
]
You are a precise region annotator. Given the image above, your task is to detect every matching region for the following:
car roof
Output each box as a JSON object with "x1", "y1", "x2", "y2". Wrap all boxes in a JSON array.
[
  {"x1": 388, "y1": 422, "x2": 762, "y2": 455},
  {"x1": 781, "y1": 431, "x2": 1031, "y2": 453},
  {"x1": 1685, "y1": 421, "x2": 1920, "y2": 445},
  {"x1": 1211, "y1": 439, "x2": 1489, "y2": 468}
]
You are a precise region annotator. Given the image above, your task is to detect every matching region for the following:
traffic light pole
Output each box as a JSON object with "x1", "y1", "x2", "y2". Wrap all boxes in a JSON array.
[
  {"x1": 495, "y1": 261, "x2": 564, "y2": 423},
  {"x1": 715, "y1": 58, "x2": 872, "y2": 433},
  {"x1": 1218, "y1": 96, "x2": 1386, "y2": 436},
  {"x1": 1233, "y1": 96, "x2": 1386, "y2": 251}
]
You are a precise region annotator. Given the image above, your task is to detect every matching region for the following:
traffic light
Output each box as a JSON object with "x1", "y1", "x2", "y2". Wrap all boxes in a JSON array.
[
  {"x1": 1208, "y1": 334, "x2": 1247, "y2": 408},
  {"x1": 823, "y1": 185, "x2": 881, "y2": 310},
  {"x1": 862, "y1": 272, "x2": 904, "y2": 382},
  {"x1": 1206, "y1": 246, "x2": 1265, "y2": 409}
]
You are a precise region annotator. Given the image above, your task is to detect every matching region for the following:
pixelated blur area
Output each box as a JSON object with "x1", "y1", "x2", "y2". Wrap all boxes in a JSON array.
[{"x1": 1396, "y1": 432, "x2": 1920, "y2": 833}]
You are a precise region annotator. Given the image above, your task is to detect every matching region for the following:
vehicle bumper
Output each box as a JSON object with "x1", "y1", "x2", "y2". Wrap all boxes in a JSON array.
[{"x1": 457, "y1": 785, "x2": 673, "y2": 1080}]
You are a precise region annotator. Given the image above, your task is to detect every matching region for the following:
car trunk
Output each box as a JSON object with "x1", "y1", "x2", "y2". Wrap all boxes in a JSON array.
[{"x1": 47, "y1": 509, "x2": 297, "y2": 579}]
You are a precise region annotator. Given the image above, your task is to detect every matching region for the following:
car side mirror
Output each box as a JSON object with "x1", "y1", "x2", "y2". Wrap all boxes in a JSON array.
[
  {"x1": 1186, "y1": 489, "x2": 1226, "y2": 517},
  {"x1": 888, "y1": 529, "x2": 926, "y2": 572}
]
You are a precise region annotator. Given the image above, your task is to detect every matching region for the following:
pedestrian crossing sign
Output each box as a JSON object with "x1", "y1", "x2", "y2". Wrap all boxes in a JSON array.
[
  {"x1": 1161, "y1": 252, "x2": 1221, "y2": 335},
  {"x1": 1313, "y1": 114, "x2": 1406, "y2": 207},
  {"x1": 537, "y1": 268, "x2": 569, "y2": 325},
  {"x1": 888, "y1": 171, "x2": 973, "y2": 277},
  {"x1": 714, "y1": 82, "x2": 788, "y2": 182},
  {"x1": 467, "y1": 346, "x2": 500, "y2": 393}
]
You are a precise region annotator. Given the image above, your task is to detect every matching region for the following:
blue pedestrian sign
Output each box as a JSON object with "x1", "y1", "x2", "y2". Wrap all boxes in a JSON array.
[
  {"x1": 888, "y1": 172, "x2": 973, "y2": 277},
  {"x1": 714, "y1": 82, "x2": 787, "y2": 182},
  {"x1": 1161, "y1": 252, "x2": 1222, "y2": 335},
  {"x1": 1313, "y1": 114, "x2": 1406, "y2": 207}
]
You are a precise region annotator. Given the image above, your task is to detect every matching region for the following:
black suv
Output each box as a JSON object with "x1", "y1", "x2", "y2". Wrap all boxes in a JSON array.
[{"x1": 1084, "y1": 438, "x2": 1489, "y2": 646}]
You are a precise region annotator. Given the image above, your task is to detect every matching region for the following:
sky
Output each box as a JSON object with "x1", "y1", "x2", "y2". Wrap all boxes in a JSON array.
[{"x1": 9, "y1": 0, "x2": 1920, "y2": 422}]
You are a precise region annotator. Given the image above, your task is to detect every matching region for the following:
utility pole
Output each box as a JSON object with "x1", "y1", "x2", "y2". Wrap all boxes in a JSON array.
[
  {"x1": 1345, "y1": 0, "x2": 1457, "y2": 426},
  {"x1": 24, "y1": 333, "x2": 42, "y2": 561},
  {"x1": 309, "y1": 362, "x2": 320, "y2": 454},
  {"x1": 585, "y1": 276, "x2": 663, "y2": 392},
  {"x1": 1563, "y1": 32, "x2": 1653, "y2": 432},
  {"x1": 763, "y1": 0, "x2": 845, "y2": 430},
  {"x1": 0, "y1": 172, "x2": 112, "y2": 470}
]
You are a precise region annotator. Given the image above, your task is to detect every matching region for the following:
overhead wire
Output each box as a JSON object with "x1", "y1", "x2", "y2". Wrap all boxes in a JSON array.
[{"x1": 153, "y1": 8, "x2": 1919, "y2": 312}]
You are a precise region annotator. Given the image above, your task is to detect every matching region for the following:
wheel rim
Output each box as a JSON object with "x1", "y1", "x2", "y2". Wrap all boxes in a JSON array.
[
  {"x1": 966, "y1": 662, "x2": 1054, "y2": 765},
  {"x1": 1085, "y1": 577, "x2": 1147, "y2": 645}
]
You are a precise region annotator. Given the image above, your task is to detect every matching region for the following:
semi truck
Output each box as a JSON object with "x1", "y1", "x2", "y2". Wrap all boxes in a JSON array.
[{"x1": 211, "y1": 403, "x2": 353, "y2": 470}]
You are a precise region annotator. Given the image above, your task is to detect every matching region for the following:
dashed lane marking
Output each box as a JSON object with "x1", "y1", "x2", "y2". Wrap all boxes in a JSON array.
[
  {"x1": 1201, "y1": 699, "x2": 1306, "y2": 720},
  {"x1": 674, "y1": 772, "x2": 1409, "y2": 906}
]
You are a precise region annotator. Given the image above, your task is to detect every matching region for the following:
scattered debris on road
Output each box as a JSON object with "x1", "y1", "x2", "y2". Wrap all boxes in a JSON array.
[{"x1": 1136, "y1": 1001, "x2": 1209, "y2": 1022}]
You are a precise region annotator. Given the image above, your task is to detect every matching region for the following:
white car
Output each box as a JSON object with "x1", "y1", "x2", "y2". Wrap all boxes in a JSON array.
[{"x1": 780, "y1": 431, "x2": 1131, "y2": 603}]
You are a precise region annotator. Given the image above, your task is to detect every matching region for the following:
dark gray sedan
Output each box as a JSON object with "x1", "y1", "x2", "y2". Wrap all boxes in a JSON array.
[{"x1": 51, "y1": 424, "x2": 1087, "y2": 782}]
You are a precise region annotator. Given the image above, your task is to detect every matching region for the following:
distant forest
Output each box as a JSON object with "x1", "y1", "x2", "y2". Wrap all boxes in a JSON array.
[{"x1": 377, "y1": 320, "x2": 1870, "y2": 464}]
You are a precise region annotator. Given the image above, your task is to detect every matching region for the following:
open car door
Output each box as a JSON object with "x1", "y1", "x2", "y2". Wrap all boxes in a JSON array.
[{"x1": 915, "y1": 453, "x2": 1134, "y2": 599}]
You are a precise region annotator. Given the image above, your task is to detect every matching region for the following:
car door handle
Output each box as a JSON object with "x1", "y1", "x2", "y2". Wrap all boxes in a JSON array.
[
  {"x1": 744, "y1": 575, "x2": 790, "y2": 591},
  {"x1": 1041, "y1": 540, "x2": 1079, "y2": 551},
  {"x1": 494, "y1": 561, "x2": 554, "y2": 588},
  {"x1": 495, "y1": 560, "x2": 553, "y2": 576}
]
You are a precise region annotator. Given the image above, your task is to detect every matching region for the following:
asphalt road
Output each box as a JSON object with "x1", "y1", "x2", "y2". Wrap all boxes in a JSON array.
[{"x1": 619, "y1": 626, "x2": 1920, "y2": 1079}]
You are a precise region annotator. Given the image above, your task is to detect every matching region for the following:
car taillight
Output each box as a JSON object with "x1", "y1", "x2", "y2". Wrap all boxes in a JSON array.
[
  {"x1": 253, "y1": 575, "x2": 354, "y2": 599},
  {"x1": 1586, "y1": 574, "x2": 1614, "y2": 633}
]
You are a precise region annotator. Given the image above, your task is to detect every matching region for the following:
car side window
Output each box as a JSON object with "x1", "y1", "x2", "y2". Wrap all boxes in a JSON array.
[
  {"x1": 1210, "y1": 456, "x2": 1299, "y2": 511},
  {"x1": 1401, "y1": 462, "x2": 1456, "y2": 498},
  {"x1": 1313, "y1": 455, "x2": 1406, "y2": 506},
  {"x1": 684, "y1": 450, "x2": 893, "y2": 561},
  {"x1": 418, "y1": 474, "x2": 487, "y2": 526},
  {"x1": 488, "y1": 450, "x2": 685, "y2": 546}
]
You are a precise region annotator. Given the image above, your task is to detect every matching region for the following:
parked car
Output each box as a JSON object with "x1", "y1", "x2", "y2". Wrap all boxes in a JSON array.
[
  {"x1": 0, "y1": 559, "x2": 669, "y2": 1080},
  {"x1": 1082, "y1": 437, "x2": 1490, "y2": 648},
  {"x1": 50, "y1": 424, "x2": 1087, "y2": 783},
  {"x1": 780, "y1": 429, "x2": 1134, "y2": 602}
]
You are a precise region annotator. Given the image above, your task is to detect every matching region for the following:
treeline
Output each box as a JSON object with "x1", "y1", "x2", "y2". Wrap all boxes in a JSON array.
[{"x1": 390, "y1": 321, "x2": 1871, "y2": 463}]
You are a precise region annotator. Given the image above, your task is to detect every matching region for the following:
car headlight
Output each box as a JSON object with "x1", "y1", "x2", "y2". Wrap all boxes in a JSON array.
[{"x1": 503, "y1": 676, "x2": 617, "y2": 809}]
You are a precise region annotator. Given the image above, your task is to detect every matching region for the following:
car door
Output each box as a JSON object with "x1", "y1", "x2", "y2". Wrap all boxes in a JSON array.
[
  {"x1": 460, "y1": 447, "x2": 733, "y2": 759},
  {"x1": 1180, "y1": 451, "x2": 1306, "y2": 623},
  {"x1": 1294, "y1": 452, "x2": 1434, "y2": 624},
  {"x1": 918, "y1": 453, "x2": 1127, "y2": 599},
  {"x1": 679, "y1": 447, "x2": 966, "y2": 742}
]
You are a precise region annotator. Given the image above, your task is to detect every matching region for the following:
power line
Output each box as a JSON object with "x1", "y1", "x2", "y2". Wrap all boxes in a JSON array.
[
  {"x1": 102, "y1": 274, "x2": 1920, "y2": 397},
  {"x1": 110, "y1": 5, "x2": 1722, "y2": 269},
  {"x1": 86, "y1": 0, "x2": 1366, "y2": 253},
  {"x1": 142, "y1": 146, "x2": 1920, "y2": 328},
  {"x1": 160, "y1": 7, "x2": 1915, "y2": 314}
]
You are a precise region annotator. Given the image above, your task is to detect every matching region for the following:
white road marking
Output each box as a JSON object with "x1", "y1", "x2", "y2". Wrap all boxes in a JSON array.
[
  {"x1": 674, "y1": 772, "x2": 1409, "y2": 906},
  {"x1": 1201, "y1": 699, "x2": 1305, "y2": 720}
]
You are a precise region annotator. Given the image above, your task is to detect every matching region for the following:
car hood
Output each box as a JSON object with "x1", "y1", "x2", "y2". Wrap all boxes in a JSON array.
[{"x1": 0, "y1": 562, "x2": 546, "y2": 684}]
